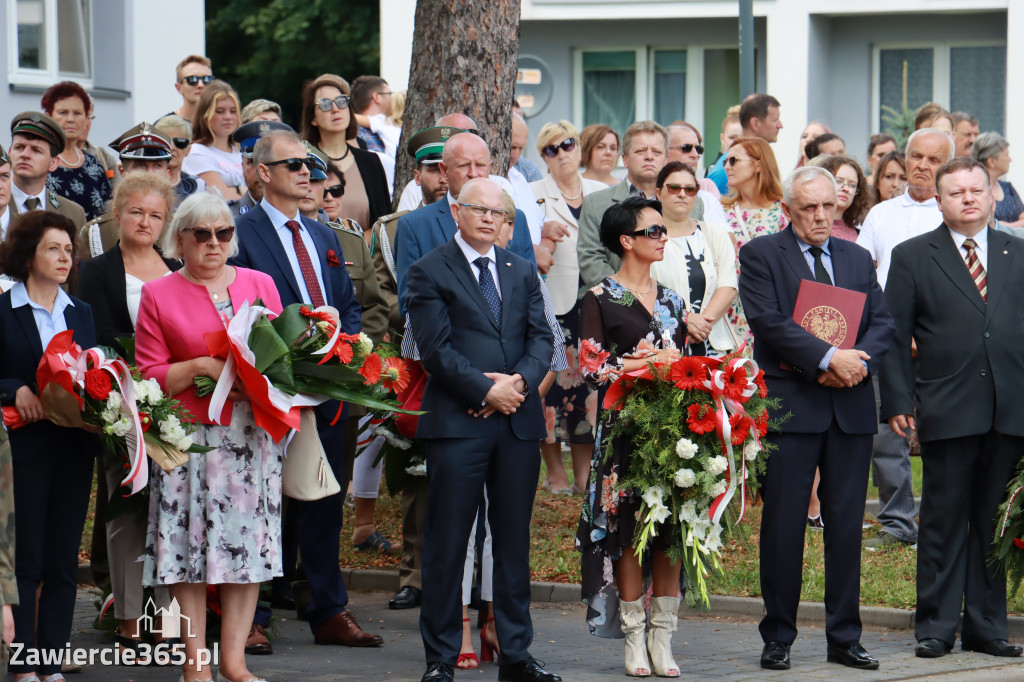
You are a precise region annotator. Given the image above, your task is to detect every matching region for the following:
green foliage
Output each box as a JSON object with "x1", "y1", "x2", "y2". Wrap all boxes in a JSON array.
[
  {"x1": 881, "y1": 104, "x2": 916, "y2": 151},
  {"x1": 992, "y1": 461, "x2": 1024, "y2": 598},
  {"x1": 205, "y1": 0, "x2": 381, "y2": 125}
]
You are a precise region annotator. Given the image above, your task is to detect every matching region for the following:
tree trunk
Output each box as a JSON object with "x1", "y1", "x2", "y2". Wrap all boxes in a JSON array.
[{"x1": 392, "y1": 0, "x2": 521, "y2": 208}]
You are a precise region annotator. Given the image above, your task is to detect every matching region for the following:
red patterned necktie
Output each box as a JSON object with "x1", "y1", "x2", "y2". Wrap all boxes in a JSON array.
[
  {"x1": 286, "y1": 220, "x2": 326, "y2": 307},
  {"x1": 963, "y1": 238, "x2": 987, "y2": 302}
]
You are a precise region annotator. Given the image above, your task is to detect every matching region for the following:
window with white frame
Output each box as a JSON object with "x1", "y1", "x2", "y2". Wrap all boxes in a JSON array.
[
  {"x1": 10, "y1": 0, "x2": 93, "y2": 85},
  {"x1": 874, "y1": 42, "x2": 1006, "y2": 135}
]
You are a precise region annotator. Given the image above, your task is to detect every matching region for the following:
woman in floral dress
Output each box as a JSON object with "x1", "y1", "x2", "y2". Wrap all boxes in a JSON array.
[
  {"x1": 576, "y1": 196, "x2": 688, "y2": 678},
  {"x1": 720, "y1": 137, "x2": 786, "y2": 354}
]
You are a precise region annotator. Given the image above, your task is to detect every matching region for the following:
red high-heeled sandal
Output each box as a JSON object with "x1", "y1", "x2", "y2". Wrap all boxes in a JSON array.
[
  {"x1": 480, "y1": 616, "x2": 500, "y2": 663},
  {"x1": 457, "y1": 618, "x2": 479, "y2": 669}
]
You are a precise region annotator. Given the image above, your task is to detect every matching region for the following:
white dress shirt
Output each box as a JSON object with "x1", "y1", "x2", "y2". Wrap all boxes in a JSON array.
[
  {"x1": 508, "y1": 166, "x2": 546, "y2": 243},
  {"x1": 10, "y1": 281, "x2": 74, "y2": 350},
  {"x1": 11, "y1": 182, "x2": 47, "y2": 214},
  {"x1": 0, "y1": 208, "x2": 9, "y2": 240},
  {"x1": 698, "y1": 189, "x2": 728, "y2": 225},
  {"x1": 454, "y1": 230, "x2": 501, "y2": 298},
  {"x1": 856, "y1": 192, "x2": 942, "y2": 290},
  {"x1": 260, "y1": 198, "x2": 327, "y2": 305},
  {"x1": 948, "y1": 226, "x2": 989, "y2": 271}
]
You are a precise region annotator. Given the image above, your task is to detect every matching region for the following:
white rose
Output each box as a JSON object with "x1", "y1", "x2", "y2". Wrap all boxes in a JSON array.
[
  {"x1": 106, "y1": 392, "x2": 122, "y2": 411},
  {"x1": 675, "y1": 438, "x2": 698, "y2": 459},
  {"x1": 110, "y1": 418, "x2": 132, "y2": 437},
  {"x1": 641, "y1": 485, "x2": 665, "y2": 508},
  {"x1": 358, "y1": 332, "x2": 373, "y2": 356},
  {"x1": 743, "y1": 440, "x2": 760, "y2": 462},
  {"x1": 705, "y1": 455, "x2": 728, "y2": 476},
  {"x1": 679, "y1": 500, "x2": 698, "y2": 524},
  {"x1": 146, "y1": 378, "x2": 163, "y2": 401},
  {"x1": 710, "y1": 479, "x2": 728, "y2": 497},
  {"x1": 674, "y1": 468, "x2": 696, "y2": 488}
]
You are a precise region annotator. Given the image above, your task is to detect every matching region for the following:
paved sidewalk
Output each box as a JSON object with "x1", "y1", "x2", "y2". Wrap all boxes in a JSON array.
[{"x1": 58, "y1": 588, "x2": 1024, "y2": 681}]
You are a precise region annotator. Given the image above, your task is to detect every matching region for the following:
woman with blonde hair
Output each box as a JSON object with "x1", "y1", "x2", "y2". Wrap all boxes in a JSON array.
[{"x1": 182, "y1": 80, "x2": 244, "y2": 200}]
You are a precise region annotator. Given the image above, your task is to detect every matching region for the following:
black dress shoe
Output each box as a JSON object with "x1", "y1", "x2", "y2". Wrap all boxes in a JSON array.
[
  {"x1": 421, "y1": 661, "x2": 454, "y2": 682},
  {"x1": 915, "y1": 638, "x2": 951, "y2": 658},
  {"x1": 760, "y1": 641, "x2": 791, "y2": 670},
  {"x1": 962, "y1": 638, "x2": 1024, "y2": 657},
  {"x1": 389, "y1": 585, "x2": 422, "y2": 610},
  {"x1": 827, "y1": 640, "x2": 879, "y2": 670},
  {"x1": 498, "y1": 657, "x2": 562, "y2": 682}
]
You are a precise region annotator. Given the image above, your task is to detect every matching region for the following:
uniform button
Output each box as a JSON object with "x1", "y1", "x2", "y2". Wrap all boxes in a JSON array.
[
  {"x1": 501, "y1": 338, "x2": 506, "y2": 344},
  {"x1": 985, "y1": 332, "x2": 991, "y2": 338},
  {"x1": 981, "y1": 370, "x2": 987, "y2": 376}
]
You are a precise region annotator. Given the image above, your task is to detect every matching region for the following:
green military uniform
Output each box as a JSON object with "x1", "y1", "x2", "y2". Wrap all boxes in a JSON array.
[
  {"x1": 8, "y1": 190, "x2": 87, "y2": 230},
  {"x1": 78, "y1": 211, "x2": 118, "y2": 262},
  {"x1": 0, "y1": 425, "x2": 16, "y2": 678},
  {"x1": 370, "y1": 210, "x2": 409, "y2": 335}
]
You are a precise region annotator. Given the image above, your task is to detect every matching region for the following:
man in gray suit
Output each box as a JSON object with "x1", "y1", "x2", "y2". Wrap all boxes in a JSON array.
[
  {"x1": 882, "y1": 157, "x2": 1024, "y2": 660},
  {"x1": 576, "y1": 120, "x2": 704, "y2": 286}
]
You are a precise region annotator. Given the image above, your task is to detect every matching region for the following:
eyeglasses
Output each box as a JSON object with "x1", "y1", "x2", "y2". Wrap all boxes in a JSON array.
[
  {"x1": 631, "y1": 225, "x2": 669, "y2": 239},
  {"x1": 264, "y1": 157, "x2": 315, "y2": 172},
  {"x1": 458, "y1": 203, "x2": 506, "y2": 220},
  {"x1": 323, "y1": 184, "x2": 344, "y2": 199},
  {"x1": 541, "y1": 138, "x2": 577, "y2": 158},
  {"x1": 316, "y1": 95, "x2": 350, "y2": 112},
  {"x1": 183, "y1": 226, "x2": 235, "y2": 243},
  {"x1": 377, "y1": 91, "x2": 393, "y2": 97},
  {"x1": 171, "y1": 137, "x2": 190, "y2": 150},
  {"x1": 725, "y1": 156, "x2": 750, "y2": 167},
  {"x1": 836, "y1": 179, "x2": 859, "y2": 194},
  {"x1": 661, "y1": 183, "x2": 699, "y2": 197},
  {"x1": 180, "y1": 75, "x2": 214, "y2": 86},
  {"x1": 670, "y1": 143, "x2": 704, "y2": 155}
]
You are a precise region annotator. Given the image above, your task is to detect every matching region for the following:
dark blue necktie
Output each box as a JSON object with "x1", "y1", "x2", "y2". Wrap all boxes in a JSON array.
[{"x1": 474, "y1": 256, "x2": 501, "y2": 326}]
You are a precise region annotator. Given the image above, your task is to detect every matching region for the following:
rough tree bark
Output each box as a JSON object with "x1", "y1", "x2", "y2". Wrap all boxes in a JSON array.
[{"x1": 392, "y1": 0, "x2": 521, "y2": 208}]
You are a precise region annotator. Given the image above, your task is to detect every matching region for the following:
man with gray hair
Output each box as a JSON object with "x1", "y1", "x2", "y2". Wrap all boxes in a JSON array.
[
  {"x1": 952, "y1": 111, "x2": 979, "y2": 158},
  {"x1": 856, "y1": 128, "x2": 953, "y2": 551},
  {"x1": 739, "y1": 165, "x2": 894, "y2": 671}
]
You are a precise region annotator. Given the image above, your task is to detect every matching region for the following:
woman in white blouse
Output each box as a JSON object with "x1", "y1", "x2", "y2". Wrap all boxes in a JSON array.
[
  {"x1": 181, "y1": 80, "x2": 244, "y2": 200},
  {"x1": 651, "y1": 161, "x2": 738, "y2": 356},
  {"x1": 529, "y1": 121, "x2": 605, "y2": 493}
]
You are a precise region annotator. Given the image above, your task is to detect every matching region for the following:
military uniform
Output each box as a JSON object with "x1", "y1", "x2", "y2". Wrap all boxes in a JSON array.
[
  {"x1": 8, "y1": 190, "x2": 87, "y2": 229},
  {"x1": 230, "y1": 191, "x2": 258, "y2": 219},
  {"x1": 370, "y1": 210, "x2": 409, "y2": 334},
  {"x1": 78, "y1": 212, "x2": 118, "y2": 261}
]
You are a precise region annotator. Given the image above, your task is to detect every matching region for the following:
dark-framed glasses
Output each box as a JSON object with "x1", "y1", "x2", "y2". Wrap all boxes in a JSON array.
[
  {"x1": 670, "y1": 143, "x2": 704, "y2": 155},
  {"x1": 183, "y1": 226, "x2": 235, "y2": 243},
  {"x1": 323, "y1": 184, "x2": 345, "y2": 199},
  {"x1": 836, "y1": 179, "x2": 859, "y2": 194},
  {"x1": 264, "y1": 157, "x2": 316, "y2": 172},
  {"x1": 458, "y1": 203, "x2": 506, "y2": 220},
  {"x1": 316, "y1": 95, "x2": 350, "y2": 112},
  {"x1": 725, "y1": 156, "x2": 749, "y2": 167},
  {"x1": 541, "y1": 138, "x2": 577, "y2": 158},
  {"x1": 631, "y1": 225, "x2": 669, "y2": 239},
  {"x1": 662, "y1": 183, "x2": 699, "y2": 197},
  {"x1": 180, "y1": 75, "x2": 214, "y2": 86},
  {"x1": 171, "y1": 137, "x2": 190, "y2": 150}
]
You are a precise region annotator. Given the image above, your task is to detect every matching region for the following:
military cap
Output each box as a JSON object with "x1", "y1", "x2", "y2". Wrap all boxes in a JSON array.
[
  {"x1": 109, "y1": 122, "x2": 172, "y2": 161},
  {"x1": 303, "y1": 141, "x2": 328, "y2": 181},
  {"x1": 10, "y1": 111, "x2": 66, "y2": 154},
  {"x1": 231, "y1": 120, "x2": 294, "y2": 157},
  {"x1": 0, "y1": 143, "x2": 8, "y2": 167},
  {"x1": 406, "y1": 126, "x2": 465, "y2": 165}
]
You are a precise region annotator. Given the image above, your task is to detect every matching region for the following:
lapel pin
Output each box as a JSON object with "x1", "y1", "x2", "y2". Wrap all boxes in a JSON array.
[
  {"x1": 1004, "y1": 250, "x2": 1009, "y2": 255},
  {"x1": 505, "y1": 262, "x2": 511, "y2": 267}
]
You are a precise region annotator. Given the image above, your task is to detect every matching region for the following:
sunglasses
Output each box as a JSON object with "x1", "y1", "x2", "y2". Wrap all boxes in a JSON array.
[
  {"x1": 725, "y1": 156, "x2": 750, "y2": 167},
  {"x1": 323, "y1": 184, "x2": 344, "y2": 199},
  {"x1": 316, "y1": 95, "x2": 350, "y2": 112},
  {"x1": 171, "y1": 137, "x2": 190, "y2": 150},
  {"x1": 662, "y1": 183, "x2": 699, "y2": 197},
  {"x1": 184, "y1": 226, "x2": 235, "y2": 243},
  {"x1": 264, "y1": 157, "x2": 316, "y2": 172},
  {"x1": 541, "y1": 138, "x2": 577, "y2": 158},
  {"x1": 670, "y1": 143, "x2": 704, "y2": 155},
  {"x1": 180, "y1": 75, "x2": 214, "y2": 86},
  {"x1": 631, "y1": 225, "x2": 669, "y2": 239}
]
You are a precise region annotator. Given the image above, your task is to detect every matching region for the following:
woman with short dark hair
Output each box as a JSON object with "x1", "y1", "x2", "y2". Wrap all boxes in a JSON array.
[
  {"x1": 0, "y1": 211, "x2": 100, "y2": 681},
  {"x1": 578, "y1": 196, "x2": 688, "y2": 678}
]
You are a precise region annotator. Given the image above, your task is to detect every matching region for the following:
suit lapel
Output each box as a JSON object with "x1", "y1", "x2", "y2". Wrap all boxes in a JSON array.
[
  {"x1": 248, "y1": 206, "x2": 303, "y2": 303},
  {"x1": 443, "y1": 241, "x2": 500, "y2": 330},
  {"x1": 544, "y1": 176, "x2": 578, "y2": 226},
  {"x1": 829, "y1": 237, "x2": 851, "y2": 289},
  {"x1": 12, "y1": 304, "x2": 44, "y2": 359},
  {"x1": 777, "y1": 226, "x2": 815, "y2": 283},
  {"x1": 436, "y1": 201, "x2": 458, "y2": 244},
  {"x1": 107, "y1": 245, "x2": 129, "y2": 329},
  {"x1": 929, "y1": 227, "x2": 985, "y2": 314},
  {"x1": 984, "y1": 229, "x2": 1013, "y2": 323},
  {"x1": 495, "y1": 246, "x2": 514, "y2": 328}
]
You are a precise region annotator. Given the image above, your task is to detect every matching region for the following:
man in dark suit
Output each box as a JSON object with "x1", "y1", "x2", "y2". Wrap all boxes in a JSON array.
[
  {"x1": 395, "y1": 131, "x2": 536, "y2": 315},
  {"x1": 229, "y1": 129, "x2": 379, "y2": 649},
  {"x1": 738, "y1": 166, "x2": 895, "y2": 671},
  {"x1": 407, "y1": 178, "x2": 558, "y2": 682},
  {"x1": 882, "y1": 157, "x2": 1024, "y2": 660}
]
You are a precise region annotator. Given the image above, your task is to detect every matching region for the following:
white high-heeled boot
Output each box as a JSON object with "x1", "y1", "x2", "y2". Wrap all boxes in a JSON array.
[
  {"x1": 647, "y1": 596, "x2": 681, "y2": 677},
  {"x1": 619, "y1": 596, "x2": 651, "y2": 677}
]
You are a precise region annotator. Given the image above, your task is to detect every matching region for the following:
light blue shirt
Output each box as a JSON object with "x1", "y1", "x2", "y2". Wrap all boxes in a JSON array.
[
  {"x1": 260, "y1": 198, "x2": 327, "y2": 305},
  {"x1": 10, "y1": 281, "x2": 73, "y2": 350}
]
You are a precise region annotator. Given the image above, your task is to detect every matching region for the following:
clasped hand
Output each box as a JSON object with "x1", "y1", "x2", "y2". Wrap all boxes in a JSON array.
[
  {"x1": 686, "y1": 313, "x2": 715, "y2": 344},
  {"x1": 468, "y1": 372, "x2": 525, "y2": 418},
  {"x1": 818, "y1": 348, "x2": 870, "y2": 388}
]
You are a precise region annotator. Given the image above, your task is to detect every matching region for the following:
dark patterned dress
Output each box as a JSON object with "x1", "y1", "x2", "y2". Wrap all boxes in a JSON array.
[
  {"x1": 543, "y1": 282, "x2": 597, "y2": 446},
  {"x1": 46, "y1": 151, "x2": 113, "y2": 221},
  {"x1": 575, "y1": 278, "x2": 688, "y2": 637}
]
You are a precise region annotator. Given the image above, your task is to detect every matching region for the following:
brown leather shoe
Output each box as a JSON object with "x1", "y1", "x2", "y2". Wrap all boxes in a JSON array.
[
  {"x1": 245, "y1": 623, "x2": 273, "y2": 655},
  {"x1": 313, "y1": 610, "x2": 383, "y2": 647}
]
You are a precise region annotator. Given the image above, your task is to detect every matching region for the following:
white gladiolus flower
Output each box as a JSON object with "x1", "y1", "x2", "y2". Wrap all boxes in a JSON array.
[
  {"x1": 674, "y1": 468, "x2": 696, "y2": 488},
  {"x1": 675, "y1": 438, "x2": 698, "y2": 459},
  {"x1": 680, "y1": 500, "x2": 698, "y2": 524},
  {"x1": 642, "y1": 485, "x2": 665, "y2": 508},
  {"x1": 650, "y1": 503, "x2": 671, "y2": 524},
  {"x1": 706, "y1": 455, "x2": 728, "y2": 476},
  {"x1": 743, "y1": 440, "x2": 760, "y2": 462},
  {"x1": 706, "y1": 523, "x2": 723, "y2": 552}
]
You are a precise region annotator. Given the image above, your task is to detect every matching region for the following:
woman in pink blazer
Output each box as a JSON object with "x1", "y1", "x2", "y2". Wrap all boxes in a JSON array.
[{"x1": 135, "y1": 192, "x2": 283, "y2": 682}]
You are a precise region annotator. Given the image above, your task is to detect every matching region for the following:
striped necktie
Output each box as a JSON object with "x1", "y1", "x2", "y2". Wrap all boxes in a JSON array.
[{"x1": 963, "y1": 238, "x2": 987, "y2": 302}]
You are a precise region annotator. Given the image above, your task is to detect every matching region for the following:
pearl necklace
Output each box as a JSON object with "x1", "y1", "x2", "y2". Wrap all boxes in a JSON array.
[
  {"x1": 558, "y1": 178, "x2": 583, "y2": 202},
  {"x1": 59, "y1": 146, "x2": 83, "y2": 168}
]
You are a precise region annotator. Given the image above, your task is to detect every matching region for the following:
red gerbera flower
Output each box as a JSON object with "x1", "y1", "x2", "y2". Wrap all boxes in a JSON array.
[
  {"x1": 578, "y1": 339, "x2": 610, "y2": 374},
  {"x1": 754, "y1": 410, "x2": 769, "y2": 438},
  {"x1": 729, "y1": 412, "x2": 750, "y2": 446},
  {"x1": 358, "y1": 352, "x2": 384, "y2": 385},
  {"x1": 300, "y1": 306, "x2": 334, "y2": 324},
  {"x1": 755, "y1": 369, "x2": 767, "y2": 398},
  {"x1": 318, "y1": 332, "x2": 360, "y2": 365},
  {"x1": 669, "y1": 356, "x2": 710, "y2": 391},
  {"x1": 687, "y1": 403, "x2": 717, "y2": 434},
  {"x1": 381, "y1": 356, "x2": 411, "y2": 393},
  {"x1": 721, "y1": 363, "x2": 753, "y2": 403},
  {"x1": 1015, "y1": 538, "x2": 1024, "y2": 550}
]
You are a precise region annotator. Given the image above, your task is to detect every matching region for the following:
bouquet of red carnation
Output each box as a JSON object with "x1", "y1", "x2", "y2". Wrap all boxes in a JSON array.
[
  {"x1": 194, "y1": 301, "x2": 419, "y2": 443},
  {"x1": 603, "y1": 353, "x2": 782, "y2": 608},
  {"x1": 1, "y1": 331, "x2": 208, "y2": 495}
]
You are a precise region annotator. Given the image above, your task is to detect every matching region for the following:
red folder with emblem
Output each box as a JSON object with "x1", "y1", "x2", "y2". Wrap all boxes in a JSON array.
[{"x1": 791, "y1": 279, "x2": 866, "y2": 349}]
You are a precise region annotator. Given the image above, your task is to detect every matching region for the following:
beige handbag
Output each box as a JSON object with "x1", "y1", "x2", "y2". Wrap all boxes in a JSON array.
[{"x1": 282, "y1": 408, "x2": 341, "y2": 500}]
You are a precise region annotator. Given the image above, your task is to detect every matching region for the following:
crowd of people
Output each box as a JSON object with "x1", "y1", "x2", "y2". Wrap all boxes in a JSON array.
[{"x1": 0, "y1": 50, "x2": 1021, "y2": 682}]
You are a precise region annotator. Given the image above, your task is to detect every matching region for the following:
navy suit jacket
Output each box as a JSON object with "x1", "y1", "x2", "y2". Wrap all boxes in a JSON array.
[
  {"x1": 738, "y1": 227, "x2": 895, "y2": 434},
  {"x1": 395, "y1": 198, "x2": 536, "y2": 315},
  {"x1": 0, "y1": 291, "x2": 100, "y2": 461},
  {"x1": 407, "y1": 239, "x2": 552, "y2": 441}
]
